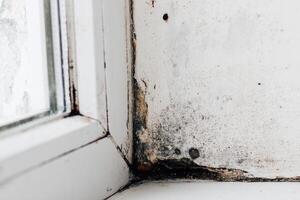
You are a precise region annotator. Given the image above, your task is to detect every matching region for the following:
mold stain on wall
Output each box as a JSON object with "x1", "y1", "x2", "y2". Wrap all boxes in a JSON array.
[
  {"x1": 133, "y1": 79, "x2": 157, "y2": 172},
  {"x1": 133, "y1": 0, "x2": 300, "y2": 180}
]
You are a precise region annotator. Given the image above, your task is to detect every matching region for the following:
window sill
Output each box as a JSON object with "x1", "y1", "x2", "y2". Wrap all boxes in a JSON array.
[
  {"x1": 0, "y1": 116, "x2": 105, "y2": 183},
  {"x1": 111, "y1": 180, "x2": 300, "y2": 200}
]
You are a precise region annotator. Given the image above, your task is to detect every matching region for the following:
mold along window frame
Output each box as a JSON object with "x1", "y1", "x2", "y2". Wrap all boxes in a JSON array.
[{"x1": 0, "y1": 0, "x2": 128, "y2": 199}]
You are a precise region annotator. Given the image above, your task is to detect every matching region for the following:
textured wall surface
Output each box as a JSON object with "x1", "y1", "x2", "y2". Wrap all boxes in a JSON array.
[
  {"x1": 134, "y1": 0, "x2": 300, "y2": 178},
  {"x1": 0, "y1": 0, "x2": 49, "y2": 126}
]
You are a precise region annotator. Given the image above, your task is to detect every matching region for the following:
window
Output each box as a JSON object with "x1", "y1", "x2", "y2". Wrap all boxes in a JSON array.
[
  {"x1": 0, "y1": 0, "x2": 69, "y2": 131},
  {"x1": 0, "y1": 1, "x2": 131, "y2": 199}
]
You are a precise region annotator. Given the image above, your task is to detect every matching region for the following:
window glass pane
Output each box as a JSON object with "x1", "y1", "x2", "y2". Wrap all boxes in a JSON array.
[{"x1": 0, "y1": 0, "x2": 53, "y2": 127}]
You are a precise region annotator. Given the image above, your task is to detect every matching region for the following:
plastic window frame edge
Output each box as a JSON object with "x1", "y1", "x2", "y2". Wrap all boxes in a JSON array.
[{"x1": 0, "y1": 0, "x2": 107, "y2": 184}]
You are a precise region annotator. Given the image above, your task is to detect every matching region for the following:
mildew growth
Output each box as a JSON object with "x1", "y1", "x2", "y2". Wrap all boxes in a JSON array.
[
  {"x1": 133, "y1": 0, "x2": 300, "y2": 181},
  {"x1": 133, "y1": 79, "x2": 157, "y2": 172},
  {"x1": 137, "y1": 158, "x2": 300, "y2": 182},
  {"x1": 133, "y1": 98, "x2": 300, "y2": 181},
  {"x1": 132, "y1": 82, "x2": 250, "y2": 179}
]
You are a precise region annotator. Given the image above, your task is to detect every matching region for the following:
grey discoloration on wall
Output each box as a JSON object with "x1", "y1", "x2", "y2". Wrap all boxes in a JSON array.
[{"x1": 134, "y1": 0, "x2": 300, "y2": 179}]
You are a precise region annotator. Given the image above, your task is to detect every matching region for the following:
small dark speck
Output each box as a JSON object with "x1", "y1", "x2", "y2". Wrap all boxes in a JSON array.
[
  {"x1": 151, "y1": 0, "x2": 155, "y2": 8},
  {"x1": 238, "y1": 159, "x2": 246, "y2": 164},
  {"x1": 258, "y1": 83, "x2": 262, "y2": 86},
  {"x1": 174, "y1": 148, "x2": 181, "y2": 155},
  {"x1": 163, "y1": 13, "x2": 169, "y2": 21},
  {"x1": 189, "y1": 148, "x2": 200, "y2": 160}
]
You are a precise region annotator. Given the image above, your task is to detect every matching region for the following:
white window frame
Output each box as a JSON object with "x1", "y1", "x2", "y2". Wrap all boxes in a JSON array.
[{"x1": 0, "y1": 0, "x2": 131, "y2": 199}]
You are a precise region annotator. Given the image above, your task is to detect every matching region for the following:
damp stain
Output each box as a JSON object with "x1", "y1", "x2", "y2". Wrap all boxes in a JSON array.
[
  {"x1": 151, "y1": 0, "x2": 155, "y2": 8},
  {"x1": 133, "y1": 78, "x2": 157, "y2": 172}
]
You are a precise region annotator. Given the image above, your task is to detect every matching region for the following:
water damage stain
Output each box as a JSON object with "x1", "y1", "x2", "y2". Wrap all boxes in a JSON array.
[
  {"x1": 132, "y1": 80, "x2": 300, "y2": 181},
  {"x1": 133, "y1": 78, "x2": 157, "y2": 172},
  {"x1": 151, "y1": 0, "x2": 155, "y2": 8},
  {"x1": 136, "y1": 158, "x2": 300, "y2": 182}
]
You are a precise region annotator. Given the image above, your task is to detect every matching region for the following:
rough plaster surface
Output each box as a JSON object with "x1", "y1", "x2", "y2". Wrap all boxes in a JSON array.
[
  {"x1": 134, "y1": 0, "x2": 300, "y2": 178},
  {"x1": 0, "y1": 0, "x2": 49, "y2": 126}
]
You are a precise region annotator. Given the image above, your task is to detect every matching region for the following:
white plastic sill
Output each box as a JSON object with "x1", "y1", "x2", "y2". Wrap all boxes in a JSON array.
[
  {"x1": 0, "y1": 116, "x2": 105, "y2": 183},
  {"x1": 111, "y1": 180, "x2": 300, "y2": 200}
]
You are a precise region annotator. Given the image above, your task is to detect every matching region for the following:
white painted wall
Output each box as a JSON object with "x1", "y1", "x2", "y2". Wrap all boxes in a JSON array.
[{"x1": 134, "y1": 0, "x2": 300, "y2": 178}]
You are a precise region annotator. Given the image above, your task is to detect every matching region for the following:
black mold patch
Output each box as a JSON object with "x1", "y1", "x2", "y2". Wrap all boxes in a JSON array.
[
  {"x1": 135, "y1": 158, "x2": 250, "y2": 181},
  {"x1": 189, "y1": 148, "x2": 200, "y2": 160},
  {"x1": 174, "y1": 148, "x2": 181, "y2": 155},
  {"x1": 135, "y1": 158, "x2": 300, "y2": 182},
  {"x1": 150, "y1": 102, "x2": 214, "y2": 160},
  {"x1": 133, "y1": 79, "x2": 154, "y2": 172},
  {"x1": 163, "y1": 13, "x2": 169, "y2": 22},
  {"x1": 151, "y1": 0, "x2": 155, "y2": 8},
  {"x1": 132, "y1": 91, "x2": 300, "y2": 181},
  {"x1": 133, "y1": 101, "x2": 216, "y2": 173}
]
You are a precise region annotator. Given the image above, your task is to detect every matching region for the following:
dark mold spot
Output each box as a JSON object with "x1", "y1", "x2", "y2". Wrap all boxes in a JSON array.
[
  {"x1": 163, "y1": 13, "x2": 169, "y2": 22},
  {"x1": 135, "y1": 158, "x2": 250, "y2": 181},
  {"x1": 132, "y1": 97, "x2": 300, "y2": 181},
  {"x1": 151, "y1": 0, "x2": 155, "y2": 8},
  {"x1": 237, "y1": 159, "x2": 246, "y2": 164},
  {"x1": 189, "y1": 148, "x2": 200, "y2": 160},
  {"x1": 174, "y1": 148, "x2": 181, "y2": 155},
  {"x1": 258, "y1": 83, "x2": 262, "y2": 85}
]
